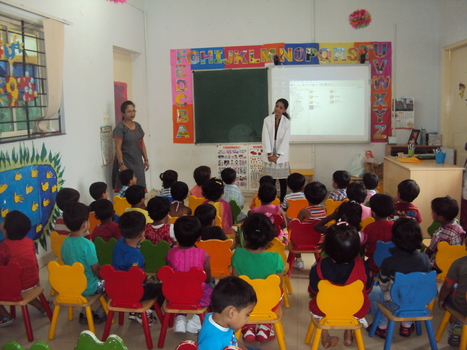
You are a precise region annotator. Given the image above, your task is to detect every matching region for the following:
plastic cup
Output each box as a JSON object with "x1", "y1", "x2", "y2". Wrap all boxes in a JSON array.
[
  {"x1": 408, "y1": 149, "x2": 415, "y2": 157},
  {"x1": 435, "y1": 152, "x2": 446, "y2": 164}
]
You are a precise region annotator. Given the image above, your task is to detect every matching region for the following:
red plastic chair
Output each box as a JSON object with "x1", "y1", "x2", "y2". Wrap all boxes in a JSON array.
[
  {"x1": 157, "y1": 266, "x2": 209, "y2": 348},
  {"x1": 0, "y1": 262, "x2": 53, "y2": 341},
  {"x1": 272, "y1": 213, "x2": 284, "y2": 237},
  {"x1": 100, "y1": 265, "x2": 163, "y2": 349},
  {"x1": 287, "y1": 219, "x2": 322, "y2": 277}
]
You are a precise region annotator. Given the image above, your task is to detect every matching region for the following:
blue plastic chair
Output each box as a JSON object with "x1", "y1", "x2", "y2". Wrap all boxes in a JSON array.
[
  {"x1": 369, "y1": 271, "x2": 438, "y2": 350},
  {"x1": 373, "y1": 240, "x2": 396, "y2": 269}
]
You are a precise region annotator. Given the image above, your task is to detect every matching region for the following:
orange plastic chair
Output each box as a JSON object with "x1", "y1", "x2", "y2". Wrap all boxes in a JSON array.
[
  {"x1": 196, "y1": 239, "x2": 233, "y2": 278},
  {"x1": 47, "y1": 261, "x2": 108, "y2": 339},
  {"x1": 435, "y1": 241, "x2": 467, "y2": 281},
  {"x1": 286, "y1": 198, "x2": 308, "y2": 219},
  {"x1": 237, "y1": 274, "x2": 286, "y2": 350},
  {"x1": 254, "y1": 197, "x2": 280, "y2": 208},
  {"x1": 0, "y1": 262, "x2": 53, "y2": 342},
  {"x1": 188, "y1": 196, "x2": 205, "y2": 213},
  {"x1": 436, "y1": 292, "x2": 467, "y2": 349},
  {"x1": 360, "y1": 216, "x2": 375, "y2": 230},
  {"x1": 101, "y1": 265, "x2": 163, "y2": 349},
  {"x1": 157, "y1": 266, "x2": 209, "y2": 348},
  {"x1": 324, "y1": 199, "x2": 348, "y2": 225},
  {"x1": 88, "y1": 212, "x2": 100, "y2": 234},
  {"x1": 305, "y1": 280, "x2": 366, "y2": 350},
  {"x1": 265, "y1": 237, "x2": 293, "y2": 308},
  {"x1": 170, "y1": 216, "x2": 179, "y2": 224},
  {"x1": 113, "y1": 196, "x2": 131, "y2": 216}
]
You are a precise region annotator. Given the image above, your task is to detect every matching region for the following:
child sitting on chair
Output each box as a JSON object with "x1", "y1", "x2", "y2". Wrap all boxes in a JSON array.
[
  {"x1": 54, "y1": 187, "x2": 80, "y2": 235},
  {"x1": 232, "y1": 213, "x2": 284, "y2": 343},
  {"x1": 327, "y1": 170, "x2": 350, "y2": 201},
  {"x1": 425, "y1": 196, "x2": 466, "y2": 266},
  {"x1": 309, "y1": 223, "x2": 373, "y2": 348},
  {"x1": 117, "y1": 169, "x2": 136, "y2": 198},
  {"x1": 166, "y1": 216, "x2": 214, "y2": 334},
  {"x1": 125, "y1": 185, "x2": 152, "y2": 224},
  {"x1": 202, "y1": 178, "x2": 234, "y2": 236},
  {"x1": 169, "y1": 181, "x2": 192, "y2": 218},
  {"x1": 145, "y1": 196, "x2": 175, "y2": 247},
  {"x1": 221, "y1": 168, "x2": 246, "y2": 222},
  {"x1": 281, "y1": 172, "x2": 306, "y2": 215},
  {"x1": 347, "y1": 182, "x2": 372, "y2": 220},
  {"x1": 90, "y1": 199, "x2": 122, "y2": 242},
  {"x1": 391, "y1": 179, "x2": 422, "y2": 223},
  {"x1": 198, "y1": 276, "x2": 258, "y2": 350},
  {"x1": 249, "y1": 175, "x2": 275, "y2": 209},
  {"x1": 369, "y1": 218, "x2": 431, "y2": 339},
  {"x1": 362, "y1": 172, "x2": 379, "y2": 205},
  {"x1": 195, "y1": 204, "x2": 228, "y2": 241},
  {"x1": 190, "y1": 165, "x2": 211, "y2": 198},
  {"x1": 0, "y1": 211, "x2": 52, "y2": 327},
  {"x1": 88, "y1": 181, "x2": 109, "y2": 212},
  {"x1": 297, "y1": 181, "x2": 327, "y2": 223},
  {"x1": 159, "y1": 169, "x2": 178, "y2": 200}
]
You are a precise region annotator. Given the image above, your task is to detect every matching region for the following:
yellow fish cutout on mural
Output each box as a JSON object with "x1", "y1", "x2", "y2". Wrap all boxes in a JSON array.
[
  {"x1": 26, "y1": 185, "x2": 33, "y2": 194},
  {"x1": 46, "y1": 171, "x2": 53, "y2": 179},
  {"x1": 42, "y1": 198, "x2": 50, "y2": 207},
  {"x1": 31, "y1": 169, "x2": 38, "y2": 177},
  {"x1": 51, "y1": 185, "x2": 57, "y2": 193},
  {"x1": 41, "y1": 182, "x2": 49, "y2": 191},
  {"x1": 32, "y1": 202, "x2": 39, "y2": 211},
  {"x1": 0, "y1": 184, "x2": 7, "y2": 193},
  {"x1": 14, "y1": 173, "x2": 22, "y2": 181},
  {"x1": 14, "y1": 193, "x2": 24, "y2": 203},
  {"x1": 36, "y1": 224, "x2": 43, "y2": 232},
  {"x1": 1, "y1": 208, "x2": 9, "y2": 217}
]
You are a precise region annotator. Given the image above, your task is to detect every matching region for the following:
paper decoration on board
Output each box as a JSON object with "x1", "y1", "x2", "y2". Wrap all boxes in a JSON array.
[
  {"x1": 100, "y1": 125, "x2": 114, "y2": 166},
  {"x1": 349, "y1": 9, "x2": 372, "y2": 29},
  {"x1": 459, "y1": 83, "x2": 465, "y2": 99},
  {"x1": 107, "y1": 0, "x2": 127, "y2": 3},
  {"x1": 393, "y1": 98, "x2": 414, "y2": 129}
]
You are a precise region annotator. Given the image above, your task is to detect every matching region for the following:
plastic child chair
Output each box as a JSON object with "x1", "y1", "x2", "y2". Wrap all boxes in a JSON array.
[
  {"x1": 360, "y1": 216, "x2": 375, "y2": 230},
  {"x1": 47, "y1": 261, "x2": 108, "y2": 339},
  {"x1": 93, "y1": 237, "x2": 117, "y2": 267},
  {"x1": 0, "y1": 262, "x2": 53, "y2": 342},
  {"x1": 76, "y1": 330, "x2": 129, "y2": 350},
  {"x1": 272, "y1": 213, "x2": 284, "y2": 238},
  {"x1": 170, "y1": 216, "x2": 179, "y2": 224},
  {"x1": 254, "y1": 197, "x2": 280, "y2": 208},
  {"x1": 286, "y1": 219, "x2": 322, "y2": 278},
  {"x1": 286, "y1": 198, "x2": 308, "y2": 219},
  {"x1": 324, "y1": 198, "x2": 348, "y2": 225},
  {"x1": 435, "y1": 241, "x2": 467, "y2": 281},
  {"x1": 305, "y1": 280, "x2": 366, "y2": 350},
  {"x1": 427, "y1": 221, "x2": 442, "y2": 237},
  {"x1": 229, "y1": 200, "x2": 242, "y2": 225},
  {"x1": 373, "y1": 241, "x2": 396, "y2": 269},
  {"x1": 157, "y1": 266, "x2": 209, "y2": 348},
  {"x1": 265, "y1": 237, "x2": 293, "y2": 308},
  {"x1": 50, "y1": 230, "x2": 67, "y2": 265},
  {"x1": 2, "y1": 341, "x2": 52, "y2": 350},
  {"x1": 188, "y1": 195, "x2": 205, "y2": 213},
  {"x1": 196, "y1": 239, "x2": 233, "y2": 278},
  {"x1": 101, "y1": 265, "x2": 163, "y2": 350},
  {"x1": 368, "y1": 271, "x2": 438, "y2": 350},
  {"x1": 113, "y1": 196, "x2": 131, "y2": 216},
  {"x1": 175, "y1": 340, "x2": 198, "y2": 350},
  {"x1": 88, "y1": 212, "x2": 99, "y2": 235},
  {"x1": 140, "y1": 239, "x2": 170, "y2": 277},
  {"x1": 435, "y1": 292, "x2": 467, "y2": 349},
  {"x1": 237, "y1": 274, "x2": 286, "y2": 350}
]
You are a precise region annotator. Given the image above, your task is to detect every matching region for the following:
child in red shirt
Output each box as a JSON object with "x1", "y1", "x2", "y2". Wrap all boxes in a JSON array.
[
  {"x1": 145, "y1": 196, "x2": 175, "y2": 246},
  {"x1": 91, "y1": 199, "x2": 122, "y2": 241}
]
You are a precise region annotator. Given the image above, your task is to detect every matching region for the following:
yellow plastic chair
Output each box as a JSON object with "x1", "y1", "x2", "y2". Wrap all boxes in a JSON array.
[
  {"x1": 236, "y1": 275, "x2": 286, "y2": 350},
  {"x1": 88, "y1": 212, "x2": 99, "y2": 235},
  {"x1": 50, "y1": 230, "x2": 67, "y2": 265},
  {"x1": 47, "y1": 261, "x2": 108, "y2": 339},
  {"x1": 305, "y1": 280, "x2": 365, "y2": 350},
  {"x1": 196, "y1": 239, "x2": 233, "y2": 278},
  {"x1": 360, "y1": 216, "x2": 375, "y2": 230},
  {"x1": 286, "y1": 198, "x2": 308, "y2": 220},
  {"x1": 113, "y1": 196, "x2": 131, "y2": 216},
  {"x1": 436, "y1": 292, "x2": 467, "y2": 349},
  {"x1": 188, "y1": 195, "x2": 205, "y2": 213},
  {"x1": 169, "y1": 216, "x2": 179, "y2": 224},
  {"x1": 435, "y1": 241, "x2": 467, "y2": 281},
  {"x1": 254, "y1": 197, "x2": 280, "y2": 208},
  {"x1": 265, "y1": 237, "x2": 293, "y2": 308}
]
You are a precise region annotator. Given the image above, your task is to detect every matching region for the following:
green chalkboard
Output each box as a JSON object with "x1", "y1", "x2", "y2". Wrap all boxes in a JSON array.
[{"x1": 193, "y1": 68, "x2": 269, "y2": 143}]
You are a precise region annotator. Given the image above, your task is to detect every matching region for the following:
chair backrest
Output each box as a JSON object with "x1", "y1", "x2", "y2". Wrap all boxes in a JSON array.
[
  {"x1": 157, "y1": 266, "x2": 206, "y2": 310},
  {"x1": 316, "y1": 279, "x2": 364, "y2": 326},
  {"x1": 373, "y1": 240, "x2": 396, "y2": 268},
  {"x1": 390, "y1": 271, "x2": 438, "y2": 317},
  {"x1": 50, "y1": 230, "x2": 67, "y2": 264},
  {"x1": 140, "y1": 239, "x2": 170, "y2": 275},
  {"x1": 272, "y1": 213, "x2": 284, "y2": 237},
  {"x1": 93, "y1": 236, "x2": 117, "y2": 267},
  {"x1": 188, "y1": 196, "x2": 205, "y2": 213},
  {"x1": 113, "y1": 196, "x2": 131, "y2": 216},
  {"x1": 435, "y1": 241, "x2": 467, "y2": 280},
  {"x1": 170, "y1": 216, "x2": 179, "y2": 224},
  {"x1": 100, "y1": 265, "x2": 145, "y2": 309},
  {"x1": 0, "y1": 262, "x2": 23, "y2": 302},
  {"x1": 229, "y1": 200, "x2": 242, "y2": 225},
  {"x1": 239, "y1": 274, "x2": 281, "y2": 322},
  {"x1": 75, "y1": 330, "x2": 129, "y2": 350},
  {"x1": 196, "y1": 239, "x2": 233, "y2": 278},
  {"x1": 325, "y1": 198, "x2": 347, "y2": 216},
  {"x1": 360, "y1": 216, "x2": 375, "y2": 230},
  {"x1": 286, "y1": 198, "x2": 309, "y2": 219},
  {"x1": 48, "y1": 261, "x2": 88, "y2": 304},
  {"x1": 265, "y1": 237, "x2": 288, "y2": 267},
  {"x1": 427, "y1": 221, "x2": 442, "y2": 237},
  {"x1": 2, "y1": 341, "x2": 53, "y2": 350},
  {"x1": 255, "y1": 197, "x2": 280, "y2": 208},
  {"x1": 288, "y1": 219, "x2": 321, "y2": 250},
  {"x1": 88, "y1": 212, "x2": 100, "y2": 234}
]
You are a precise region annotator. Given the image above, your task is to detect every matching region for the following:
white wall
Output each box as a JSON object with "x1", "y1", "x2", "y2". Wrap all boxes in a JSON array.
[{"x1": 439, "y1": 0, "x2": 467, "y2": 48}]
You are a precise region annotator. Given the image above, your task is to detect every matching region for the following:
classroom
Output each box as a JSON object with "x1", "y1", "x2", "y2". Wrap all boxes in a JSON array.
[{"x1": 1, "y1": 0, "x2": 467, "y2": 349}]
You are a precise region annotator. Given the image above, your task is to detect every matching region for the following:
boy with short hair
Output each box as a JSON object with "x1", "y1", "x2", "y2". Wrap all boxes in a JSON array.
[
  {"x1": 125, "y1": 185, "x2": 152, "y2": 224},
  {"x1": 327, "y1": 170, "x2": 350, "y2": 201},
  {"x1": 363, "y1": 194, "x2": 395, "y2": 273},
  {"x1": 221, "y1": 167, "x2": 246, "y2": 222},
  {"x1": 281, "y1": 172, "x2": 306, "y2": 213},
  {"x1": 61, "y1": 202, "x2": 106, "y2": 324},
  {"x1": 118, "y1": 169, "x2": 137, "y2": 198},
  {"x1": 392, "y1": 179, "x2": 422, "y2": 223},
  {"x1": 145, "y1": 196, "x2": 175, "y2": 246},
  {"x1": 89, "y1": 182, "x2": 108, "y2": 212},
  {"x1": 195, "y1": 203, "x2": 228, "y2": 241},
  {"x1": 297, "y1": 181, "x2": 327, "y2": 223},
  {"x1": 426, "y1": 196, "x2": 466, "y2": 265},
  {"x1": 198, "y1": 276, "x2": 258, "y2": 350},
  {"x1": 362, "y1": 172, "x2": 379, "y2": 204},
  {"x1": 54, "y1": 187, "x2": 80, "y2": 235},
  {"x1": 90, "y1": 199, "x2": 122, "y2": 242}
]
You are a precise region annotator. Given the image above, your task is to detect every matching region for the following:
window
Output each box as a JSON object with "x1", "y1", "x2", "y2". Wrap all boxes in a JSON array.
[{"x1": 0, "y1": 14, "x2": 63, "y2": 144}]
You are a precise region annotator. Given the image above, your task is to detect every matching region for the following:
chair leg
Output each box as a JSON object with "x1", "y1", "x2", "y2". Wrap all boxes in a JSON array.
[
  {"x1": 48, "y1": 305, "x2": 61, "y2": 340},
  {"x1": 304, "y1": 319, "x2": 314, "y2": 344},
  {"x1": 9, "y1": 305, "x2": 16, "y2": 318},
  {"x1": 68, "y1": 306, "x2": 73, "y2": 321},
  {"x1": 354, "y1": 328, "x2": 365, "y2": 350},
  {"x1": 310, "y1": 327, "x2": 322, "y2": 350},
  {"x1": 85, "y1": 306, "x2": 96, "y2": 335},
  {"x1": 153, "y1": 303, "x2": 164, "y2": 324},
  {"x1": 283, "y1": 289, "x2": 290, "y2": 308},
  {"x1": 415, "y1": 320, "x2": 422, "y2": 335},
  {"x1": 286, "y1": 253, "x2": 295, "y2": 278},
  {"x1": 119, "y1": 311, "x2": 124, "y2": 325},
  {"x1": 284, "y1": 275, "x2": 293, "y2": 295},
  {"x1": 102, "y1": 310, "x2": 114, "y2": 341},
  {"x1": 39, "y1": 293, "x2": 53, "y2": 320},
  {"x1": 435, "y1": 310, "x2": 451, "y2": 341},
  {"x1": 369, "y1": 311, "x2": 382, "y2": 337},
  {"x1": 460, "y1": 324, "x2": 467, "y2": 350},
  {"x1": 99, "y1": 296, "x2": 109, "y2": 315},
  {"x1": 140, "y1": 311, "x2": 153, "y2": 349},
  {"x1": 425, "y1": 320, "x2": 438, "y2": 350},
  {"x1": 384, "y1": 320, "x2": 396, "y2": 350},
  {"x1": 273, "y1": 322, "x2": 286, "y2": 350},
  {"x1": 21, "y1": 305, "x2": 34, "y2": 342},
  {"x1": 158, "y1": 314, "x2": 171, "y2": 348},
  {"x1": 168, "y1": 313, "x2": 175, "y2": 328}
]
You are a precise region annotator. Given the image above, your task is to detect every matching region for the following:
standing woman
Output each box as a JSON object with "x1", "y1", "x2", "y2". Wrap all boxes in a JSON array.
[
  {"x1": 262, "y1": 98, "x2": 291, "y2": 203},
  {"x1": 113, "y1": 101, "x2": 149, "y2": 190}
]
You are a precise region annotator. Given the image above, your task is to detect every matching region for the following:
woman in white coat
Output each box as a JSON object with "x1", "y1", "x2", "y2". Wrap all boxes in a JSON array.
[{"x1": 262, "y1": 98, "x2": 291, "y2": 202}]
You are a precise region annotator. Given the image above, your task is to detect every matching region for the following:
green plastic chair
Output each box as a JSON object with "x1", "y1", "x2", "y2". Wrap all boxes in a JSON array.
[
  {"x1": 427, "y1": 221, "x2": 441, "y2": 237},
  {"x1": 75, "y1": 330, "x2": 128, "y2": 350},
  {"x1": 93, "y1": 237, "x2": 117, "y2": 267},
  {"x1": 140, "y1": 240, "x2": 170, "y2": 276},
  {"x1": 2, "y1": 341, "x2": 52, "y2": 350},
  {"x1": 229, "y1": 200, "x2": 242, "y2": 225}
]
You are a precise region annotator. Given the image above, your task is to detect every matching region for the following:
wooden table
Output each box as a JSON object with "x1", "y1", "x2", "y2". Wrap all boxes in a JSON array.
[{"x1": 383, "y1": 156, "x2": 463, "y2": 236}]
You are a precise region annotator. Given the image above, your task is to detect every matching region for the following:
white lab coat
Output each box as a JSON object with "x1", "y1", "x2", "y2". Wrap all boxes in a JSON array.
[{"x1": 261, "y1": 114, "x2": 291, "y2": 164}]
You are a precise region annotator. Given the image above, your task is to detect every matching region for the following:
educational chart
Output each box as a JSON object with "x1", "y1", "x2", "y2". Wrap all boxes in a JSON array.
[
  {"x1": 100, "y1": 125, "x2": 114, "y2": 166},
  {"x1": 248, "y1": 144, "x2": 264, "y2": 190}
]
